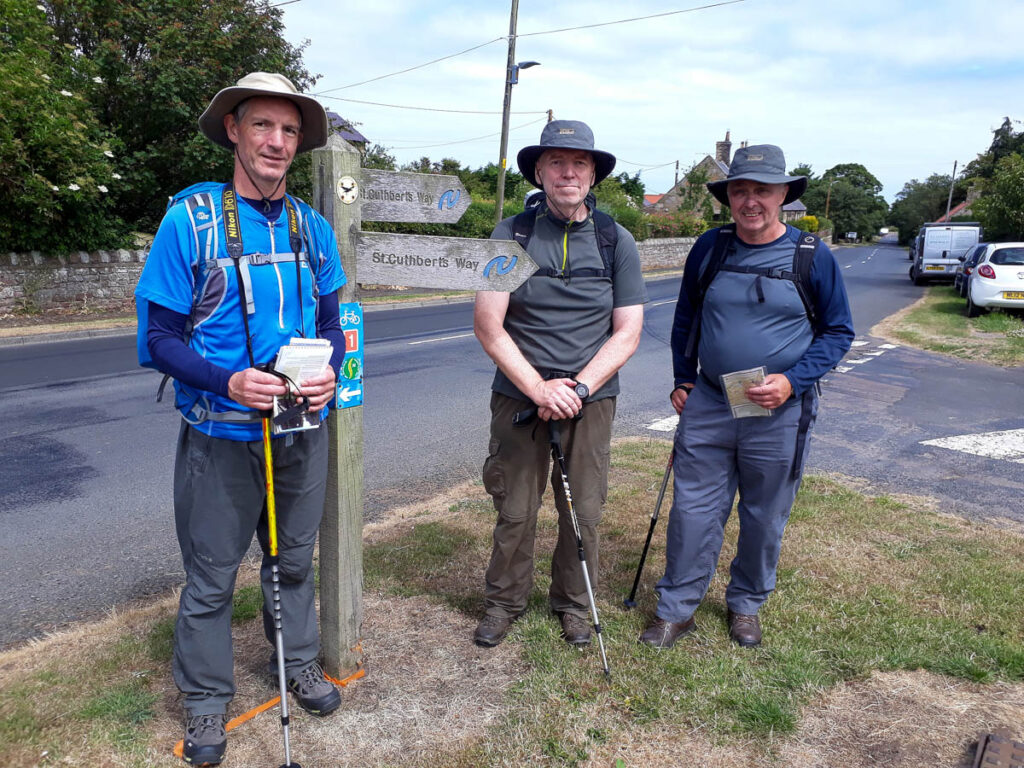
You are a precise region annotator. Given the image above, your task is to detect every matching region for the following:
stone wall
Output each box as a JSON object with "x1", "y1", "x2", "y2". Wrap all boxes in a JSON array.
[
  {"x1": 1, "y1": 250, "x2": 147, "y2": 315},
  {"x1": 0, "y1": 237, "x2": 695, "y2": 314},
  {"x1": 636, "y1": 236, "x2": 695, "y2": 271}
]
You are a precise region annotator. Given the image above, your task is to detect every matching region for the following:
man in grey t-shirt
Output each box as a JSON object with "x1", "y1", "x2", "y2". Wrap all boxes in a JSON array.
[{"x1": 473, "y1": 120, "x2": 647, "y2": 648}]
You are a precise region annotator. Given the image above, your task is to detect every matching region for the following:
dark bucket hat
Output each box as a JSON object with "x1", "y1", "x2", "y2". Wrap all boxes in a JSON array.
[
  {"x1": 516, "y1": 120, "x2": 616, "y2": 188},
  {"x1": 706, "y1": 144, "x2": 807, "y2": 206}
]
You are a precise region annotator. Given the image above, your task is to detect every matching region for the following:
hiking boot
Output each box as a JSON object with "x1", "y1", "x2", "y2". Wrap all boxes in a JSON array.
[
  {"x1": 559, "y1": 612, "x2": 591, "y2": 646},
  {"x1": 287, "y1": 661, "x2": 341, "y2": 716},
  {"x1": 182, "y1": 713, "x2": 226, "y2": 766},
  {"x1": 638, "y1": 616, "x2": 695, "y2": 649},
  {"x1": 474, "y1": 614, "x2": 514, "y2": 647},
  {"x1": 727, "y1": 610, "x2": 762, "y2": 648}
]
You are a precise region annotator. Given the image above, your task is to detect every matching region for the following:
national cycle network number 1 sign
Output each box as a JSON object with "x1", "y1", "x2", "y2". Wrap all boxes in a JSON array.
[{"x1": 335, "y1": 302, "x2": 364, "y2": 410}]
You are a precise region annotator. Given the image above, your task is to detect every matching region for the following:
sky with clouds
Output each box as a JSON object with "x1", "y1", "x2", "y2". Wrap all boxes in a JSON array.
[{"x1": 279, "y1": 0, "x2": 1024, "y2": 203}]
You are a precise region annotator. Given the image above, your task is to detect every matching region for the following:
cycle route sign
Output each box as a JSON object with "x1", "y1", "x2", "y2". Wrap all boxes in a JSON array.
[{"x1": 335, "y1": 301, "x2": 363, "y2": 410}]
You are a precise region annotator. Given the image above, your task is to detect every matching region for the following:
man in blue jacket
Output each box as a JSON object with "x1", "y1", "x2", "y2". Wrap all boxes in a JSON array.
[
  {"x1": 136, "y1": 72, "x2": 346, "y2": 765},
  {"x1": 640, "y1": 144, "x2": 854, "y2": 650}
]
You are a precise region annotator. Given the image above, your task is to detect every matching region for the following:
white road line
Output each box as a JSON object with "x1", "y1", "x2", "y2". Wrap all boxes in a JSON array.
[
  {"x1": 844, "y1": 264, "x2": 852, "y2": 269},
  {"x1": 921, "y1": 428, "x2": 1024, "y2": 464},
  {"x1": 851, "y1": 340, "x2": 870, "y2": 347},
  {"x1": 879, "y1": 344, "x2": 898, "y2": 349},
  {"x1": 834, "y1": 366, "x2": 853, "y2": 373},
  {"x1": 408, "y1": 332, "x2": 475, "y2": 346},
  {"x1": 648, "y1": 415, "x2": 679, "y2": 432},
  {"x1": 649, "y1": 298, "x2": 676, "y2": 307},
  {"x1": 845, "y1": 358, "x2": 871, "y2": 364},
  {"x1": 863, "y1": 350, "x2": 886, "y2": 356}
]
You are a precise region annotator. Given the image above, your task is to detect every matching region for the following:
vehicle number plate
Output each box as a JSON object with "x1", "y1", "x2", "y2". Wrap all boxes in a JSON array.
[
  {"x1": 925, "y1": 265, "x2": 945, "y2": 271},
  {"x1": 1003, "y1": 291, "x2": 1024, "y2": 300}
]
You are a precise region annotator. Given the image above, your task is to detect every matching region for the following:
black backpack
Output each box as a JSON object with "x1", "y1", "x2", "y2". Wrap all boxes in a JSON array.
[
  {"x1": 683, "y1": 225, "x2": 820, "y2": 358},
  {"x1": 510, "y1": 192, "x2": 619, "y2": 280}
]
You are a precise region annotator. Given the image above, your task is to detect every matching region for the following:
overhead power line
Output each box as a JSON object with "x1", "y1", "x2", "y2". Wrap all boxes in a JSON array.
[
  {"x1": 380, "y1": 116, "x2": 547, "y2": 151},
  {"x1": 518, "y1": 0, "x2": 746, "y2": 38},
  {"x1": 318, "y1": 94, "x2": 546, "y2": 115},
  {"x1": 314, "y1": 38, "x2": 505, "y2": 94},
  {"x1": 312, "y1": 0, "x2": 747, "y2": 93}
]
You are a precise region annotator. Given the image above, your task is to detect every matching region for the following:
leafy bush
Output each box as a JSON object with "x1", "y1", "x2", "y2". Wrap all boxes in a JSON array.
[
  {"x1": 792, "y1": 215, "x2": 820, "y2": 232},
  {"x1": 0, "y1": 0, "x2": 129, "y2": 251},
  {"x1": 647, "y1": 209, "x2": 709, "y2": 238}
]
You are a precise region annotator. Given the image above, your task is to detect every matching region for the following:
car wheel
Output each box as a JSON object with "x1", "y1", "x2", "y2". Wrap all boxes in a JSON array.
[
  {"x1": 911, "y1": 267, "x2": 925, "y2": 286},
  {"x1": 966, "y1": 293, "x2": 984, "y2": 318}
]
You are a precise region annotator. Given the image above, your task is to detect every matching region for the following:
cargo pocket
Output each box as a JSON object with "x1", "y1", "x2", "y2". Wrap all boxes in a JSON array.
[{"x1": 482, "y1": 437, "x2": 505, "y2": 502}]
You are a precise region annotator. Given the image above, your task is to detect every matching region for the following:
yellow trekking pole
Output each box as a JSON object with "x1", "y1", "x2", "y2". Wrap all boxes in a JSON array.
[{"x1": 263, "y1": 417, "x2": 301, "y2": 768}]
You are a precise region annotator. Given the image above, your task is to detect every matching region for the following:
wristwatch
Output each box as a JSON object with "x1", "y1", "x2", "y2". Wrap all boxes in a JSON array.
[
  {"x1": 573, "y1": 381, "x2": 590, "y2": 400},
  {"x1": 675, "y1": 383, "x2": 694, "y2": 395}
]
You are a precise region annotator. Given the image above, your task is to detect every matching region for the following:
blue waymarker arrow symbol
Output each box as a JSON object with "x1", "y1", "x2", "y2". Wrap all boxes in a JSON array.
[{"x1": 483, "y1": 254, "x2": 517, "y2": 277}]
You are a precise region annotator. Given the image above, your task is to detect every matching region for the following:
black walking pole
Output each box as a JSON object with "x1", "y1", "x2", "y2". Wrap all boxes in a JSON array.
[
  {"x1": 623, "y1": 448, "x2": 674, "y2": 609},
  {"x1": 548, "y1": 419, "x2": 611, "y2": 679}
]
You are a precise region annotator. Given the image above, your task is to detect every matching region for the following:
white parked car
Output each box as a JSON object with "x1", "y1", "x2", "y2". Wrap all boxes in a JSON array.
[{"x1": 965, "y1": 242, "x2": 1024, "y2": 317}]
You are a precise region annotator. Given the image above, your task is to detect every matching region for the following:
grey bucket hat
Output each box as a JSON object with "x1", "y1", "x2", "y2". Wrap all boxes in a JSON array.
[
  {"x1": 706, "y1": 144, "x2": 807, "y2": 206},
  {"x1": 198, "y1": 72, "x2": 328, "y2": 155},
  {"x1": 517, "y1": 120, "x2": 616, "y2": 188}
]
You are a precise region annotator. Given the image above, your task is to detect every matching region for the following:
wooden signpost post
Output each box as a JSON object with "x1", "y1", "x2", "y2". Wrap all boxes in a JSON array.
[{"x1": 311, "y1": 134, "x2": 533, "y2": 679}]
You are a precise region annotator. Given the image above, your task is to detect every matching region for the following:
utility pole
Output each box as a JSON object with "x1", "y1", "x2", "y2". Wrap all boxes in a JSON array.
[
  {"x1": 824, "y1": 179, "x2": 834, "y2": 221},
  {"x1": 944, "y1": 160, "x2": 958, "y2": 221},
  {"x1": 495, "y1": 0, "x2": 520, "y2": 225},
  {"x1": 674, "y1": 160, "x2": 679, "y2": 188}
]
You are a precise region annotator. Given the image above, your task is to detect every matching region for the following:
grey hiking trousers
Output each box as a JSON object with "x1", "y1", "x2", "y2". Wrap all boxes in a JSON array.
[
  {"x1": 654, "y1": 383, "x2": 818, "y2": 623},
  {"x1": 172, "y1": 422, "x2": 328, "y2": 716}
]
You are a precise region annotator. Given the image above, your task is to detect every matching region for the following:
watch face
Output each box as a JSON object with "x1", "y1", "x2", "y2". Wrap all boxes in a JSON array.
[{"x1": 574, "y1": 383, "x2": 589, "y2": 399}]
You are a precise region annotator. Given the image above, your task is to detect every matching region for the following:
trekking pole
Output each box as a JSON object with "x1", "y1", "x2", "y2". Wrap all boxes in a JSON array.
[
  {"x1": 548, "y1": 419, "x2": 611, "y2": 679},
  {"x1": 623, "y1": 448, "x2": 674, "y2": 609},
  {"x1": 262, "y1": 417, "x2": 302, "y2": 768}
]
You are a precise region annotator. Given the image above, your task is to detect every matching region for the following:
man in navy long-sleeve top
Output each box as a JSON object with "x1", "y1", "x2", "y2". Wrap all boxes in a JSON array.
[{"x1": 640, "y1": 144, "x2": 854, "y2": 650}]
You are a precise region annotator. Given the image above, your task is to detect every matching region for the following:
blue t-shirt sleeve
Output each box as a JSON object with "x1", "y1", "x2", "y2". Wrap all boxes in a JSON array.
[
  {"x1": 784, "y1": 241, "x2": 855, "y2": 396},
  {"x1": 147, "y1": 302, "x2": 233, "y2": 397},
  {"x1": 135, "y1": 205, "x2": 198, "y2": 316},
  {"x1": 316, "y1": 290, "x2": 347, "y2": 374},
  {"x1": 307, "y1": 209, "x2": 346, "y2": 298},
  {"x1": 671, "y1": 229, "x2": 716, "y2": 386}
]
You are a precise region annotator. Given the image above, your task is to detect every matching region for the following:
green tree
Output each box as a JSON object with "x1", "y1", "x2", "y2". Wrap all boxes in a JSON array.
[
  {"x1": 887, "y1": 174, "x2": 958, "y2": 245},
  {"x1": 46, "y1": 0, "x2": 313, "y2": 231},
  {"x1": 0, "y1": 0, "x2": 128, "y2": 251},
  {"x1": 362, "y1": 143, "x2": 397, "y2": 171},
  {"x1": 802, "y1": 163, "x2": 887, "y2": 239},
  {"x1": 973, "y1": 153, "x2": 1024, "y2": 240}
]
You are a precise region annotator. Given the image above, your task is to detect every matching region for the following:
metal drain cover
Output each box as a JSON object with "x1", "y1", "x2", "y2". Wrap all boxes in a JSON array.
[{"x1": 973, "y1": 731, "x2": 1024, "y2": 768}]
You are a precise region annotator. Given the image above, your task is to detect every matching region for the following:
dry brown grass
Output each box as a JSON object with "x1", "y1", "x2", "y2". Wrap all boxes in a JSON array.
[{"x1": 2, "y1": 440, "x2": 1022, "y2": 767}]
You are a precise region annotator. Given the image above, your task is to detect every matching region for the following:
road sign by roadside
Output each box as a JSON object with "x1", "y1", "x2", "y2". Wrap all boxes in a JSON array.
[
  {"x1": 356, "y1": 231, "x2": 536, "y2": 291},
  {"x1": 359, "y1": 169, "x2": 470, "y2": 224},
  {"x1": 335, "y1": 301, "x2": 363, "y2": 410}
]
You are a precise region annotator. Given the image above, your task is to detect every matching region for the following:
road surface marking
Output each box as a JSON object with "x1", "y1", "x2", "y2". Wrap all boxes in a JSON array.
[
  {"x1": 846, "y1": 357, "x2": 871, "y2": 364},
  {"x1": 648, "y1": 415, "x2": 679, "y2": 432},
  {"x1": 649, "y1": 299, "x2": 676, "y2": 307},
  {"x1": 408, "y1": 332, "x2": 475, "y2": 346},
  {"x1": 852, "y1": 340, "x2": 870, "y2": 347},
  {"x1": 863, "y1": 350, "x2": 886, "y2": 356},
  {"x1": 921, "y1": 428, "x2": 1024, "y2": 464},
  {"x1": 835, "y1": 366, "x2": 853, "y2": 373},
  {"x1": 879, "y1": 344, "x2": 898, "y2": 349}
]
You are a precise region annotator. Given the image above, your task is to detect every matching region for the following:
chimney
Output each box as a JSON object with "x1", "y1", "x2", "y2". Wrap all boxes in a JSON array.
[
  {"x1": 715, "y1": 130, "x2": 732, "y2": 165},
  {"x1": 740, "y1": 140, "x2": 748, "y2": 149}
]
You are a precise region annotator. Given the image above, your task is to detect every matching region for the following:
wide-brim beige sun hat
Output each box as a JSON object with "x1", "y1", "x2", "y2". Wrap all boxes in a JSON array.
[{"x1": 198, "y1": 72, "x2": 328, "y2": 154}]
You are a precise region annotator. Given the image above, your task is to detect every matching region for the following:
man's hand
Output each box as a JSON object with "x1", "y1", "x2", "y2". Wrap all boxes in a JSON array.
[
  {"x1": 298, "y1": 368, "x2": 337, "y2": 412},
  {"x1": 532, "y1": 378, "x2": 582, "y2": 420},
  {"x1": 228, "y1": 368, "x2": 288, "y2": 410},
  {"x1": 746, "y1": 373, "x2": 793, "y2": 410},
  {"x1": 670, "y1": 384, "x2": 694, "y2": 415}
]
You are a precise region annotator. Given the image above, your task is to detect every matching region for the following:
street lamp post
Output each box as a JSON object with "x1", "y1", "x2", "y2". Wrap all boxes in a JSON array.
[{"x1": 494, "y1": 1, "x2": 539, "y2": 224}]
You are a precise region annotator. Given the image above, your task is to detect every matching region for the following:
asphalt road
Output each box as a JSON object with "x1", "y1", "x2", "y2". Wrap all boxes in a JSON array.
[{"x1": 2, "y1": 237, "x2": 1022, "y2": 649}]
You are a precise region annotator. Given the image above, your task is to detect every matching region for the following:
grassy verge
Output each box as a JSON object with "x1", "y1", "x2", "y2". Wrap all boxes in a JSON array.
[
  {"x1": 2, "y1": 440, "x2": 1021, "y2": 766},
  {"x1": 881, "y1": 285, "x2": 1024, "y2": 366}
]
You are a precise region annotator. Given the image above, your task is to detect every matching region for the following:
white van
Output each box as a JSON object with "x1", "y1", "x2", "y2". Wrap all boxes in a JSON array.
[{"x1": 909, "y1": 223, "x2": 982, "y2": 285}]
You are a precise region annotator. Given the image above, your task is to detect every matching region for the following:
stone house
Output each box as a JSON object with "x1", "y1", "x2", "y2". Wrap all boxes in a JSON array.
[{"x1": 653, "y1": 132, "x2": 808, "y2": 222}]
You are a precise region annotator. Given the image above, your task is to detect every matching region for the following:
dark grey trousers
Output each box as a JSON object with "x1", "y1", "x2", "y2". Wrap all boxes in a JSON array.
[
  {"x1": 172, "y1": 422, "x2": 328, "y2": 716},
  {"x1": 654, "y1": 385, "x2": 817, "y2": 622},
  {"x1": 481, "y1": 393, "x2": 615, "y2": 619}
]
